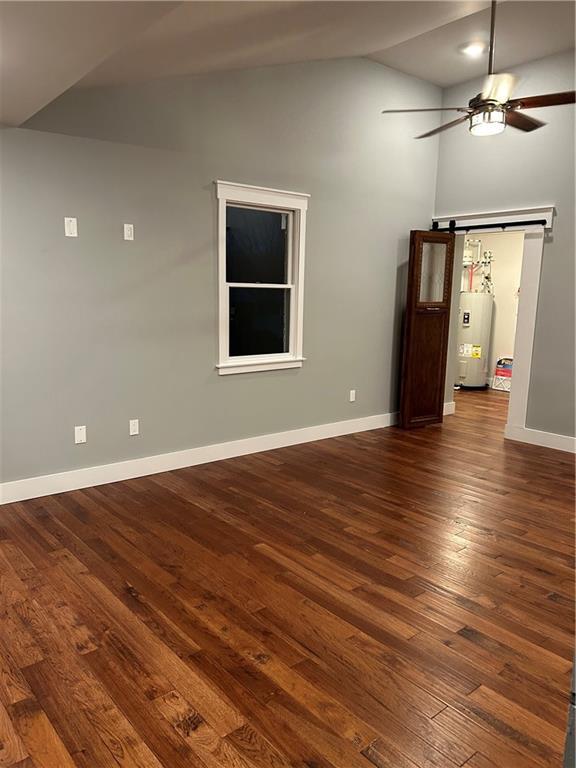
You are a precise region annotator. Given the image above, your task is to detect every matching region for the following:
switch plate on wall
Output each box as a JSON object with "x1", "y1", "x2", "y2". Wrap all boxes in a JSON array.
[
  {"x1": 123, "y1": 223, "x2": 134, "y2": 241},
  {"x1": 349, "y1": 389, "x2": 356, "y2": 402},
  {"x1": 64, "y1": 217, "x2": 78, "y2": 237},
  {"x1": 74, "y1": 425, "x2": 86, "y2": 444},
  {"x1": 129, "y1": 419, "x2": 139, "y2": 436}
]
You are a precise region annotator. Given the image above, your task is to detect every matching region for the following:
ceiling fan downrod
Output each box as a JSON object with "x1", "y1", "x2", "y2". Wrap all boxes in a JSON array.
[{"x1": 488, "y1": 0, "x2": 497, "y2": 76}]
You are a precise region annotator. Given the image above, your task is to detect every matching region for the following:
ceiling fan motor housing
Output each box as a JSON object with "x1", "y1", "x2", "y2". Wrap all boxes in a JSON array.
[{"x1": 469, "y1": 94, "x2": 505, "y2": 110}]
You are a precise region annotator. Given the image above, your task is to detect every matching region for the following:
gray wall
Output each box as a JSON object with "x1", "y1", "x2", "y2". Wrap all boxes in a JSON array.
[
  {"x1": 1, "y1": 59, "x2": 442, "y2": 482},
  {"x1": 437, "y1": 50, "x2": 575, "y2": 436}
]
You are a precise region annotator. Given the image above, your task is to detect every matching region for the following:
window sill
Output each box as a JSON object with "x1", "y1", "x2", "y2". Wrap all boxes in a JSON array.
[{"x1": 216, "y1": 357, "x2": 305, "y2": 376}]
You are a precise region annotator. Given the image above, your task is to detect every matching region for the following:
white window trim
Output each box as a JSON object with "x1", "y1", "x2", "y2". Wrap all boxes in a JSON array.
[{"x1": 215, "y1": 180, "x2": 310, "y2": 376}]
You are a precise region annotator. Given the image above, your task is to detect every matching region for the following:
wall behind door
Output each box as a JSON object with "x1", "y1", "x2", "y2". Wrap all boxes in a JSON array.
[{"x1": 478, "y1": 231, "x2": 524, "y2": 383}]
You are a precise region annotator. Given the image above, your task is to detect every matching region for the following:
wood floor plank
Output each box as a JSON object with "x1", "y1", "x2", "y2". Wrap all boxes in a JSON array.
[
  {"x1": 0, "y1": 700, "x2": 28, "y2": 766},
  {"x1": 7, "y1": 698, "x2": 77, "y2": 768},
  {"x1": 0, "y1": 639, "x2": 33, "y2": 707}
]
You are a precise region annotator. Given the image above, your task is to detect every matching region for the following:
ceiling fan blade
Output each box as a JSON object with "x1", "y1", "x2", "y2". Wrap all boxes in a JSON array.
[
  {"x1": 382, "y1": 107, "x2": 469, "y2": 114},
  {"x1": 507, "y1": 91, "x2": 575, "y2": 110},
  {"x1": 415, "y1": 114, "x2": 470, "y2": 139},
  {"x1": 481, "y1": 73, "x2": 519, "y2": 104},
  {"x1": 506, "y1": 110, "x2": 546, "y2": 132}
]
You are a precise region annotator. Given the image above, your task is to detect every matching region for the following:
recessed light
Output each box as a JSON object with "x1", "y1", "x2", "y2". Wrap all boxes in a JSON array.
[{"x1": 460, "y1": 42, "x2": 486, "y2": 59}]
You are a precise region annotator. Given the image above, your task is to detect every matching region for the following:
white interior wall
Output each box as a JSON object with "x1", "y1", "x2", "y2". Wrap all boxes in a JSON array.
[
  {"x1": 461, "y1": 231, "x2": 525, "y2": 385},
  {"x1": 486, "y1": 232, "x2": 524, "y2": 384}
]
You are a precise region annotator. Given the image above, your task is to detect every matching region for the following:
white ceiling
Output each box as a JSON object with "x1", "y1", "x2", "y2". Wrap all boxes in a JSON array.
[
  {"x1": 1, "y1": 1, "x2": 574, "y2": 127},
  {"x1": 0, "y1": 2, "x2": 178, "y2": 125},
  {"x1": 372, "y1": 1, "x2": 575, "y2": 86},
  {"x1": 78, "y1": 1, "x2": 489, "y2": 87}
]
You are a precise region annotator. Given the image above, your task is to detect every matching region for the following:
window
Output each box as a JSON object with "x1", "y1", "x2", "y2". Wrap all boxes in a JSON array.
[{"x1": 215, "y1": 180, "x2": 309, "y2": 375}]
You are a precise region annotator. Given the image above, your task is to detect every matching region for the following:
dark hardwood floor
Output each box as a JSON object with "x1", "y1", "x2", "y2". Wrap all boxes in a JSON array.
[{"x1": 0, "y1": 389, "x2": 573, "y2": 767}]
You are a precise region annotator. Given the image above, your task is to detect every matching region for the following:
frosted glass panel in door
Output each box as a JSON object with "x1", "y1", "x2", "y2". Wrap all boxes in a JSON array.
[{"x1": 419, "y1": 242, "x2": 447, "y2": 302}]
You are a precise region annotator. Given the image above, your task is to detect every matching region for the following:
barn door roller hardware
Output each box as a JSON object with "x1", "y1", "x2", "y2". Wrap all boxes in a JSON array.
[{"x1": 431, "y1": 219, "x2": 547, "y2": 233}]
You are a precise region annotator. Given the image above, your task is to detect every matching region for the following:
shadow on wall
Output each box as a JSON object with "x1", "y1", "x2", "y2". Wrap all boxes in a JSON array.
[{"x1": 390, "y1": 238, "x2": 409, "y2": 411}]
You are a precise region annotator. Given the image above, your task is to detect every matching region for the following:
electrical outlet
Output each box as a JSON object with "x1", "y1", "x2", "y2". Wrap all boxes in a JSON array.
[
  {"x1": 74, "y1": 425, "x2": 86, "y2": 444},
  {"x1": 129, "y1": 418, "x2": 139, "y2": 436},
  {"x1": 349, "y1": 389, "x2": 356, "y2": 403},
  {"x1": 123, "y1": 223, "x2": 134, "y2": 241},
  {"x1": 64, "y1": 217, "x2": 78, "y2": 237}
]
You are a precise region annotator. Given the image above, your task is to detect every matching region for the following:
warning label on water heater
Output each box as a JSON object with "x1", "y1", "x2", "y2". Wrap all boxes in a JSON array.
[{"x1": 459, "y1": 344, "x2": 482, "y2": 358}]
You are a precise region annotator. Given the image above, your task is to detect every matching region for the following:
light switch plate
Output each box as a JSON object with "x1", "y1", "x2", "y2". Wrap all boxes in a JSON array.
[
  {"x1": 64, "y1": 217, "x2": 78, "y2": 237},
  {"x1": 129, "y1": 418, "x2": 139, "y2": 436},
  {"x1": 74, "y1": 425, "x2": 86, "y2": 444},
  {"x1": 349, "y1": 389, "x2": 356, "y2": 402},
  {"x1": 123, "y1": 223, "x2": 134, "y2": 241}
]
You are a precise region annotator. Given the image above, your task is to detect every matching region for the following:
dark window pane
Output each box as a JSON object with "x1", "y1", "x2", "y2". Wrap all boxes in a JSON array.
[
  {"x1": 226, "y1": 206, "x2": 288, "y2": 284},
  {"x1": 419, "y1": 242, "x2": 447, "y2": 303},
  {"x1": 229, "y1": 288, "x2": 290, "y2": 357}
]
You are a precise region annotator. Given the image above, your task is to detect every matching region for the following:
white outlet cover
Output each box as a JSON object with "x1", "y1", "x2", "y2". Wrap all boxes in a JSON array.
[
  {"x1": 74, "y1": 425, "x2": 86, "y2": 444},
  {"x1": 129, "y1": 418, "x2": 139, "y2": 436},
  {"x1": 64, "y1": 217, "x2": 78, "y2": 237},
  {"x1": 123, "y1": 223, "x2": 134, "y2": 241}
]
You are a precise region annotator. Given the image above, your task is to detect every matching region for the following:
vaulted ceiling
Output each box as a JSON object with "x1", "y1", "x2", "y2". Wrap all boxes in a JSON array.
[{"x1": 1, "y1": 1, "x2": 574, "y2": 126}]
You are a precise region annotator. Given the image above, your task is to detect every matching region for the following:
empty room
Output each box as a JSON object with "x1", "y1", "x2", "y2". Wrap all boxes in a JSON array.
[{"x1": 0, "y1": 1, "x2": 574, "y2": 767}]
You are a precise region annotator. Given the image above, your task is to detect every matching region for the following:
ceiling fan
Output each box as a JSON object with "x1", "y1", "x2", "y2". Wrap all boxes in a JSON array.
[{"x1": 382, "y1": 0, "x2": 575, "y2": 139}]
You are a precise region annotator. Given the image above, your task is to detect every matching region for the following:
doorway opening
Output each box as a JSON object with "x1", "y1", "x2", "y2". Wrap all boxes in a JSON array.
[
  {"x1": 434, "y1": 205, "x2": 555, "y2": 449},
  {"x1": 452, "y1": 230, "x2": 524, "y2": 428}
]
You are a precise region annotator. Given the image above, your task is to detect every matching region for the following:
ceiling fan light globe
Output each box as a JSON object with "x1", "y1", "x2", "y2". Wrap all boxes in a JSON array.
[{"x1": 469, "y1": 108, "x2": 506, "y2": 136}]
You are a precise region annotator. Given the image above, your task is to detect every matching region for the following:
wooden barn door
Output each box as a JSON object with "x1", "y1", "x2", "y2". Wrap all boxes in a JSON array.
[{"x1": 399, "y1": 230, "x2": 455, "y2": 429}]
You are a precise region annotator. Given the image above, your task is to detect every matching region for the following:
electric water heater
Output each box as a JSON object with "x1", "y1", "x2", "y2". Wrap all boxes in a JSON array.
[{"x1": 456, "y1": 292, "x2": 494, "y2": 388}]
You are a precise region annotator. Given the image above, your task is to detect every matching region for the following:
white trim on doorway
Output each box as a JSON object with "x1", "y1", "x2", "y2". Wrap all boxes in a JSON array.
[
  {"x1": 432, "y1": 206, "x2": 574, "y2": 454},
  {"x1": 505, "y1": 230, "x2": 545, "y2": 440}
]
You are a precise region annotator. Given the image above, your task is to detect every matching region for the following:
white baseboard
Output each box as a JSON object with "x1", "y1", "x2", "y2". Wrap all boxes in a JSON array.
[
  {"x1": 443, "y1": 401, "x2": 456, "y2": 416},
  {"x1": 505, "y1": 424, "x2": 576, "y2": 453},
  {"x1": 1, "y1": 411, "x2": 398, "y2": 505},
  {"x1": 0, "y1": 401, "x2": 461, "y2": 505}
]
